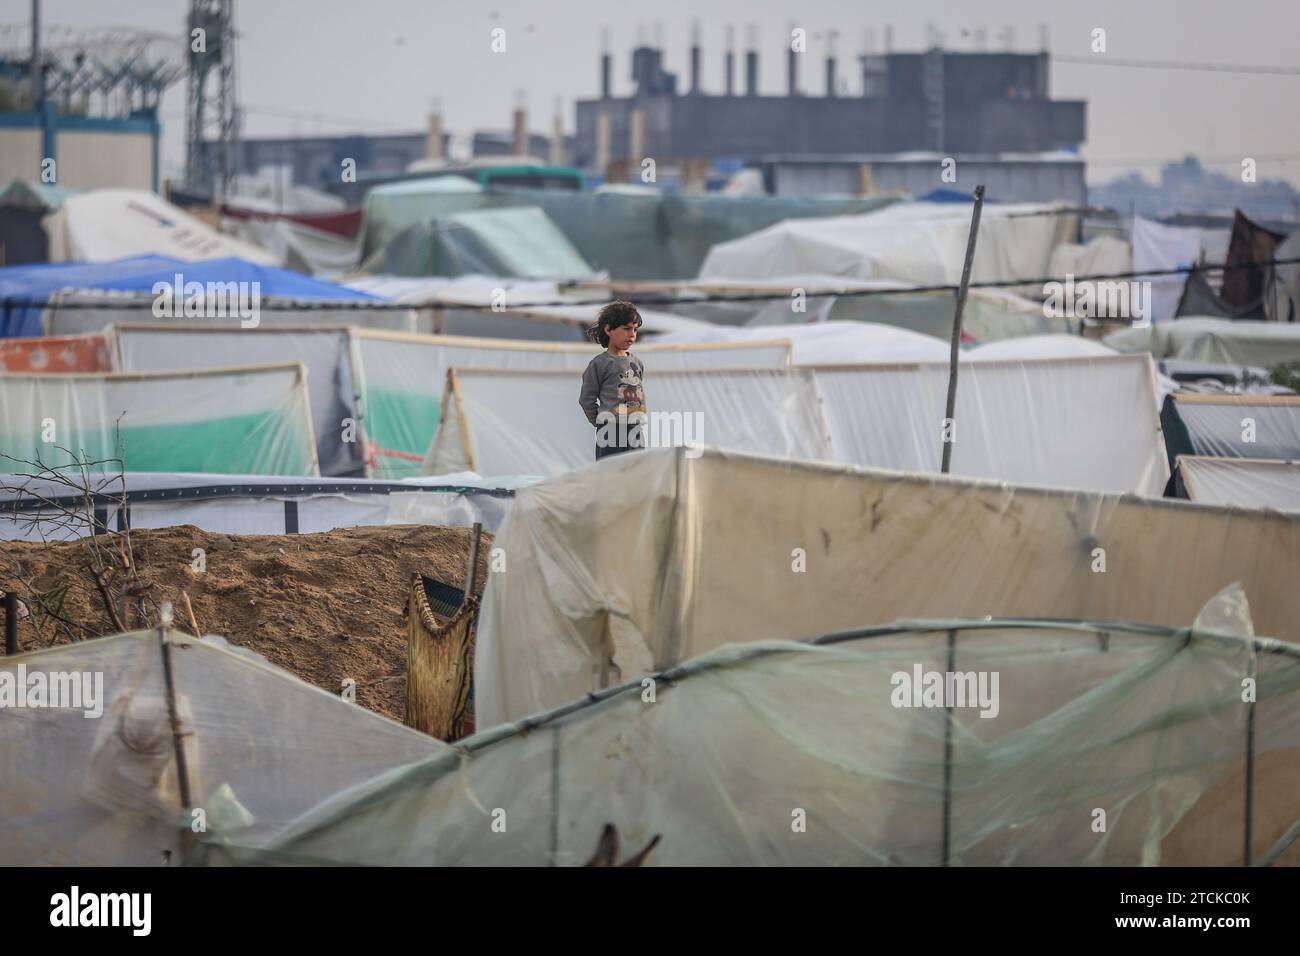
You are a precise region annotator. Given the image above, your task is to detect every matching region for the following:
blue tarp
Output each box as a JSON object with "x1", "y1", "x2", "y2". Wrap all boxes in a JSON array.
[{"x1": 0, "y1": 255, "x2": 378, "y2": 337}]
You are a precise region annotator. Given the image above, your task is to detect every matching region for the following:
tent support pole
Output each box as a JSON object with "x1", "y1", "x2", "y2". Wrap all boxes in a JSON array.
[
  {"x1": 942, "y1": 628, "x2": 956, "y2": 866},
  {"x1": 941, "y1": 184, "x2": 985, "y2": 475},
  {"x1": 1244, "y1": 693, "x2": 1256, "y2": 866},
  {"x1": 159, "y1": 613, "x2": 196, "y2": 862}
]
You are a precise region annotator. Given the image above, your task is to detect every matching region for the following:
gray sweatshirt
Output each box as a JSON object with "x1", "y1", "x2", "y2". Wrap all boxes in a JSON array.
[{"x1": 579, "y1": 351, "x2": 646, "y2": 426}]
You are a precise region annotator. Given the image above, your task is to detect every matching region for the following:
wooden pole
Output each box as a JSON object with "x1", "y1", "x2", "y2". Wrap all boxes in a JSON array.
[
  {"x1": 940, "y1": 184, "x2": 985, "y2": 475},
  {"x1": 463, "y1": 521, "x2": 483, "y2": 610},
  {"x1": 158, "y1": 605, "x2": 196, "y2": 860}
]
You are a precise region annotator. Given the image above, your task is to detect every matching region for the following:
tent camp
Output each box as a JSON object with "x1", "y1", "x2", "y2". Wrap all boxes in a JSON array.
[
  {"x1": 41, "y1": 189, "x2": 280, "y2": 265},
  {"x1": 698, "y1": 201, "x2": 1076, "y2": 289},
  {"x1": 473, "y1": 447, "x2": 1300, "y2": 724},
  {"x1": 0, "y1": 364, "x2": 318, "y2": 476},
  {"x1": 351, "y1": 330, "x2": 792, "y2": 479},
  {"x1": 1174, "y1": 455, "x2": 1300, "y2": 511},
  {"x1": 1161, "y1": 393, "x2": 1300, "y2": 469},
  {"x1": 0, "y1": 471, "x2": 527, "y2": 542},
  {"x1": 113, "y1": 324, "x2": 364, "y2": 477},
  {"x1": 422, "y1": 355, "x2": 1167, "y2": 494},
  {"x1": 814, "y1": 354, "x2": 1168, "y2": 494},
  {"x1": 1107, "y1": 317, "x2": 1300, "y2": 369},
  {"x1": 0, "y1": 629, "x2": 444, "y2": 865},
  {"x1": 426, "y1": 368, "x2": 834, "y2": 477},
  {"x1": 360, "y1": 206, "x2": 596, "y2": 280},
  {"x1": 200, "y1": 600, "x2": 1300, "y2": 867}
]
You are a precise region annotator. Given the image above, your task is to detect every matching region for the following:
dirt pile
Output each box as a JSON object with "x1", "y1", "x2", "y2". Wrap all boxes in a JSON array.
[{"x1": 0, "y1": 524, "x2": 492, "y2": 722}]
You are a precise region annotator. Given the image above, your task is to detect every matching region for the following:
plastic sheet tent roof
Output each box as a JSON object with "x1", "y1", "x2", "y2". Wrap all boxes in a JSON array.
[
  {"x1": 0, "y1": 364, "x2": 319, "y2": 476},
  {"x1": 473, "y1": 447, "x2": 1300, "y2": 725},
  {"x1": 199, "y1": 598, "x2": 1300, "y2": 866},
  {"x1": 1161, "y1": 393, "x2": 1300, "y2": 468},
  {"x1": 0, "y1": 629, "x2": 444, "y2": 865},
  {"x1": 1176, "y1": 456, "x2": 1300, "y2": 511},
  {"x1": 1106, "y1": 317, "x2": 1300, "y2": 368},
  {"x1": 425, "y1": 355, "x2": 1169, "y2": 495}
]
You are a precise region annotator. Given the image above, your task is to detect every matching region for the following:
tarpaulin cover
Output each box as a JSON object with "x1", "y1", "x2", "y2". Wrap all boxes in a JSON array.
[
  {"x1": 1161, "y1": 393, "x2": 1300, "y2": 468},
  {"x1": 1176, "y1": 269, "x2": 1265, "y2": 320},
  {"x1": 42, "y1": 190, "x2": 280, "y2": 266},
  {"x1": 1177, "y1": 455, "x2": 1300, "y2": 511},
  {"x1": 425, "y1": 368, "x2": 834, "y2": 478},
  {"x1": 0, "y1": 364, "x2": 319, "y2": 476},
  {"x1": 1221, "y1": 210, "x2": 1287, "y2": 310},
  {"x1": 114, "y1": 325, "x2": 365, "y2": 477},
  {"x1": 472, "y1": 447, "x2": 1300, "y2": 725},
  {"x1": 0, "y1": 255, "x2": 181, "y2": 338},
  {"x1": 351, "y1": 331, "x2": 791, "y2": 478},
  {"x1": 965, "y1": 334, "x2": 1117, "y2": 362},
  {"x1": 1131, "y1": 217, "x2": 1202, "y2": 324},
  {"x1": 1265, "y1": 231, "x2": 1300, "y2": 324},
  {"x1": 1047, "y1": 235, "x2": 1131, "y2": 281},
  {"x1": 362, "y1": 207, "x2": 596, "y2": 280},
  {"x1": 699, "y1": 202, "x2": 1076, "y2": 289},
  {"x1": 198, "y1": 601, "x2": 1300, "y2": 866},
  {"x1": 0, "y1": 332, "x2": 111, "y2": 372},
  {"x1": 1106, "y1": 317, "x2": 1300, "y2": 368},
  {"x1": 0, "y1": 471, "x2": 529, "y2": 541},
  {"x1": 814, "y1": 355, "x2": 1168, "y2": 494},
  {"x1": 0, "y1": 630, "x2": 443, "y2": 865}
]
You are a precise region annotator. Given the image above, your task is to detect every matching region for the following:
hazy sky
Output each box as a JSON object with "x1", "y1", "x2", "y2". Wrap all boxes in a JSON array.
[{"x1": 25, "y1": 0, "x2": 1300, "y2": 186}]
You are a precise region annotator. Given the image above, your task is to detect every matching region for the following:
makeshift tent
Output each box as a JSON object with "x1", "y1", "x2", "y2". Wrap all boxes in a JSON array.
[
  {"x1": 41, "y1": 189, "x2": 280, "y2": 265},
  {"x1": 0, "y1": 332, "x2": 111, "y2": 372},
  {"x1": 1175, "y1": 456, "x2": 1300, "y2": 511},
  {"x1": 1221, "y1": 210, "x2": 1288, "y2": 310},
  {"x1": 698, "y1": 201, "x2": 1076, "y2": 289},
  {"x1": 473, "y1": 447, "x2": 1300, "y2": 724},
  {"x1": 814, "y1": 355, "x2": 1168, "y2": 494},
  {"x1": 653, "y1": 318, "x2": 953, "y2": 364},
  {"x1": 114, "y1": 324, "x2": 365, "y2": 477},
  {"x1": 0, "y1": 471, "x2": 528, "y2": 542},
  {"x1": 200, "y1": 602, "x2": 1300, "y2": 866},
  {"x1": 0, "y1": 364, "x2": 319, "y2": 476},
  {"x1": 1176, "y1": 268, "x2": 1265, "y2": 320},
  {"x1": 1046, "y1": 234, "x2": 1131, "y2": 281},
  {"x1": 359, "y1": 176, "x2": 486, "y2": 262},
  {"x1": 351, "y1": 330, "x2": 791, "y2": 478},
  {"x1": 0, "y1": 180, "x2": 75, "y2": 265},
  {"x1": 0, "y1": 629, "x2": 444, "y2": 865},
  {"x1": 426, "y1": 369, "x2": 834, "y2": 478},
  {"x1": 1131, "y1": 217, "x2": 1203, "y2": 325},
  {"x1": 1264, "y1": 231, "x2": 1300, "y2": 324},
  {"x1": 1161, "y1": 393, "x2": 1300, "y2": 469},
  {"x1": 966, "y1": 334, "x2": 1117, "y2": 361},
  {"x1": 0, "y1": 255, "x2": 181, "y2": 338},
  {"x1": 361, "y1": 206, "x2": 596, "y2": 280},
  {"x1": 1106, "y1": 317, "x2": 1300, "y2": 369},
  {"x1": 222, "y1": 216, "x2": 361, "y2": 275}
]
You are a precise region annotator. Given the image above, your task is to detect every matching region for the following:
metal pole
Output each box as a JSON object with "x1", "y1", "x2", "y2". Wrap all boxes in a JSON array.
[
  {"x1": 4, "y1": 591, "x2": 17, "y2": 655},
  {"x1": 30, "y1": 0, "x2": 42, "y2": 107},
  {"x1": 940, "y1": 184, "x2": 985, "y2": 474}
]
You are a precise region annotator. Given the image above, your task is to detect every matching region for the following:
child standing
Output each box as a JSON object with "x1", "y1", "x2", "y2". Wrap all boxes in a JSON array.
[{"x1": 579, "y1": 301, "x2": 647, "y2": 461}]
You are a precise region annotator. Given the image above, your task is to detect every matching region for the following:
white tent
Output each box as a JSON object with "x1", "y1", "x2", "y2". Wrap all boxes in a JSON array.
[
  {"x1": 426, "y1": 368, "x2": 833, "y2": 477},
  {"x1": 1177, "y1": 456, "x2": 1300, "y2": 511},
  {"x1": 699, "y1": 201, "x2": 1076, "y2": 288},
  {"x1": 0, "y1": 471, "x2": 530, "y2": 541},
  {"x1": 0, "y1": 364, "x2": 318, "y2": 476},
  {"x1": 42, "y1": 189, "x2": 280, "y2": 265},
  {"x1": 653, "y1": 319, "x2": 953, "y2": 364},
  {"x1": 966, "y1": 334, "x2": 1117, "y2": 361},
  {"x1": 0, "y1": 629, "x2": 443, "y2": 865},
  {"x1": 474, "y1": 447, "x2": 1300, "y2": 725},
  {"x1": 352, "y1": 330, "x2": 791, "y2": 479}
]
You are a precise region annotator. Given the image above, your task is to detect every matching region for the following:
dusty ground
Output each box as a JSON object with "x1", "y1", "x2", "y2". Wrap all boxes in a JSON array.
[{"x1": 0, "y1": 524, "x2": 491, "y2": 722}]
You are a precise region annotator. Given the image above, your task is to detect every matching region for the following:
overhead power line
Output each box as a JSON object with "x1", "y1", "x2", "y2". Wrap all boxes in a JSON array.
[{"x1": 1054, "y1": 54, "x2": 1300, "y2": 77}]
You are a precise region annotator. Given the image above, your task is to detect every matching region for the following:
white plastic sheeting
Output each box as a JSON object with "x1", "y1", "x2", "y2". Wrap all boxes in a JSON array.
[
  {"x1": 425, "y1": 368, "x2": 834, "y2": 477},
  {"x1": 1178, "y1": 456, "x2": 1300, "y2": 511},
  {"x1": 966, "y1": 334, "x2": 1117, "y2": 361},
  {"x1": 814, "y1": 355, "x2": 1168, "y2": 494},
  {"x1": 0, "y1": 471, "x2": 530, "y2": 542},
  {"x1": 653, "y1": 320, "x2": 953, "y2": 364},
  {"x1": 1047, "y1": 235, "x2": 1132, "y2": 280},
  {"x1": 42, "y1": 190, "x2": 280, "y2": 265},
  {"x1": 0, "y1": 630, "x2": 443, "y2": 865},
  {"x1": 699, "y1": 201, "x2": 1076, "y2": 288},
  {"x1": 1131, "y1": 217, "x2": 1203, "y2": 324},
  {"x1": 1107, "y1": 317, "x2": 1300, "y2": 367},
  {"x1": 474, "y1": 447, "x2": 1300, "y2": 725},
  {"x1": 352, "y1": 330, "x2": 791, "y2": 479},
  {"x1": 114, "y1": 324, "x2": 364, "y2": 477},
  {"x1": 0, "y1": 364, "x2": 319, "y2": 476}
]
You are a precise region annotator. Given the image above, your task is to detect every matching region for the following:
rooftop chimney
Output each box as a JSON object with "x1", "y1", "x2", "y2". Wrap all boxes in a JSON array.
[
  {"x1": 600, "y1": 27, "x2": 611, "y2": 98},
  {"x1": 690, "y1": 20, "x2": 701, "y2": 94},
  {"x1": 725, "y1": 24, "x2": 735, "y2": 96},
  {"x1": 786, "y1": 20, "x2": 798, "y2": 96},
  {"x1": 826, "y1": 30, "x2": 837, "y2": 97},
  {"x1": 745, "y1": 23, "x2": 759, "y2": 97}
]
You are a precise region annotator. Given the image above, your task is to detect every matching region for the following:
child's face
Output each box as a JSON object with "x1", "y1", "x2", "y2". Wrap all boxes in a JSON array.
[{"x1": 606, "y1": 320, "x2": 639, "y2": 351}]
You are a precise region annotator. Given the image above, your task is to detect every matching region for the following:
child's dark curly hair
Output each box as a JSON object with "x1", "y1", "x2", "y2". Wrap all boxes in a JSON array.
[{"x1": 586, "y1": 300, "x2": 642, "y2": 347}]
